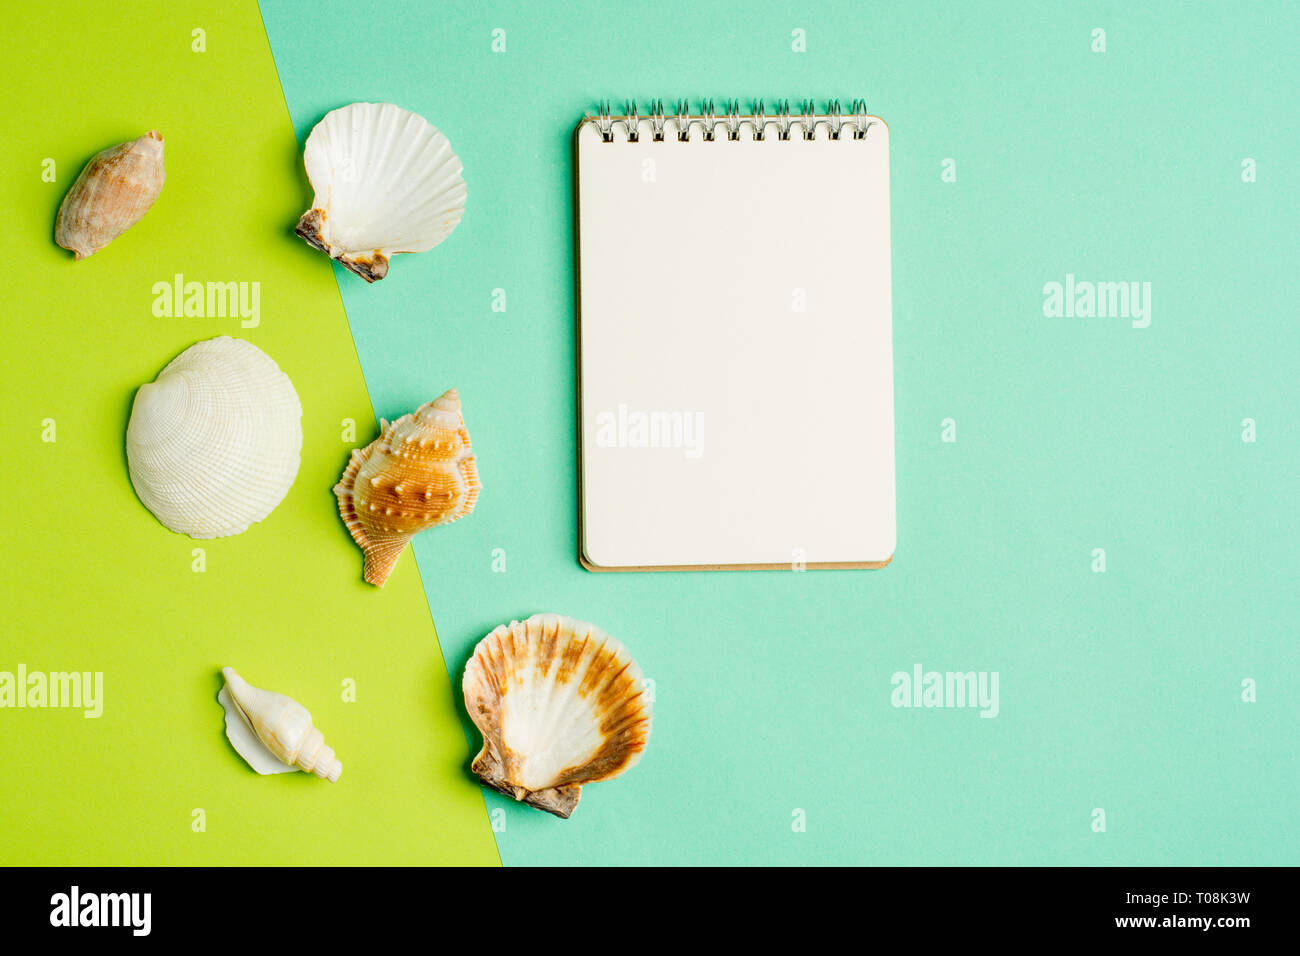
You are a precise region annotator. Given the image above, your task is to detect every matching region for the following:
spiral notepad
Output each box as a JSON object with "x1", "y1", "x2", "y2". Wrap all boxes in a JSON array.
[{"x1": 576, "y1": 100, "x2": 895, "y2": 571}]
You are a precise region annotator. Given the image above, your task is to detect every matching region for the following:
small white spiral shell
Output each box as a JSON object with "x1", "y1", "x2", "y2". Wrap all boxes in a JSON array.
[{"x1": 220, "y1": 667, "x2": 342, "y2": 782}]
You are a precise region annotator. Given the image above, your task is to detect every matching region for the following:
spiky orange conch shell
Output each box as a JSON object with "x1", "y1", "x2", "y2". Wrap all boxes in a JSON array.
[{"x1": 333, "y1": 388, "x2": 480, "y2": 587}]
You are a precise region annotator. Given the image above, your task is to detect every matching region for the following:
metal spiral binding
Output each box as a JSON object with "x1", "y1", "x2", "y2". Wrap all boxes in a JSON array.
[
  {"x1": 649, "y1": 100, "x2": 667, "y2": 141},
  {"x1": 625, "y1": 100, "x2": 639, "y2": 141},
  {"x1": 589, "y1": 99, "x2": 878, "y2": 142},
  {"x1": 776, "y1": 100, "x2": 793, "y2": 140}
]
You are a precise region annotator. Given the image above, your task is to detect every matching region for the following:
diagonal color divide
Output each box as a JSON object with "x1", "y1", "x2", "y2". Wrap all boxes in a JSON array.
[
  {"x1": 258, "y1": 0, "x2": 1300, "y2": 867},
  {"x1": 0, "y1": 0, "x2": 498, "y2": 865},
  {"x1": 2, "y1": 0, "x2": 1296, "y2": 867}
]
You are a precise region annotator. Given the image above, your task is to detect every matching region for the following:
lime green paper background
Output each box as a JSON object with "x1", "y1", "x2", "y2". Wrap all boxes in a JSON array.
[
  {"x1": 0, "y1": 2, "x2": 498, "y2": 865},
  {"x1": 258, "y1": 0, "x2": 1298, "y2": 865}
]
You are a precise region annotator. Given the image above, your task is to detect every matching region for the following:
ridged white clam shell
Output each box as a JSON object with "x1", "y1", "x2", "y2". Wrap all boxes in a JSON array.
[
  {"x1": 295, "y1": 102, "x2": 466, "y2": 282},
  {"x1": 126, "y1": 337, "x2": 302, "y2": 538}
]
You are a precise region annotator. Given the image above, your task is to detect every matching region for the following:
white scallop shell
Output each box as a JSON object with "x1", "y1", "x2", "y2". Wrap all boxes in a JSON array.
[
  {"x1": 295, "y1": 102, "x2": 466, "y2": 282},
  {"x1": 126, "y1": 337, "x2": 302, "y2": 538}
]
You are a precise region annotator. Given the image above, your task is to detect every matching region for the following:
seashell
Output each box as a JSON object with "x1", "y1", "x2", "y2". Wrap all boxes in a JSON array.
[
  {"x1": 463, "y1": 613, "x2": 652, "y2": 818},
  {"x1": 55, "y1": 130, "x2": 165, "y2": 260},
  {"x1": 294, "y1": 102, "x2": 466, "y2": 282},
  {"x1": 218, "y1": 667, "x2": 342, "y2": 782},
  {"x1": 126, "y1": 336, "x2": 302, "y2": 538},
  {"x1": 333, "y1": 388, "x2": 479, "y2": 587}
]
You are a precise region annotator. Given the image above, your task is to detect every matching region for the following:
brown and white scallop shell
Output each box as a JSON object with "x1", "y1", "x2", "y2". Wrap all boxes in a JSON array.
[
  {"x1": 333, "y1": 388, "x2": 480, "y2": 587},
  {"x1": 463, "y1": 613, "x2": 652, "y2": 818}
]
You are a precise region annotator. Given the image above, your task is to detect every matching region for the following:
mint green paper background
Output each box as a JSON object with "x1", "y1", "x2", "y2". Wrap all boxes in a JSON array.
[{"x1": 259, "y1": 0, "x2": 1299, "y2": 864}]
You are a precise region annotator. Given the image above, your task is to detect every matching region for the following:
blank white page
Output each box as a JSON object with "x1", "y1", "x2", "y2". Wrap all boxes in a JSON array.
[{"x1": 576, "y1": 114, "x2": 894, "y2": 570}]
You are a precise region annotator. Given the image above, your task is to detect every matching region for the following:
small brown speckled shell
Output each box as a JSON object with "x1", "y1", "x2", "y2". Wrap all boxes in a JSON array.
[
  {"x1": 333, "y1": 388, "x2": 479, "y2": 587},
  {"x1": 55, "y1": 131, "x2": 165, "y2": 260},
  {"x1": 463, "y1": 613, "x2": 652, "y2": 818}
]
